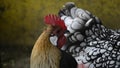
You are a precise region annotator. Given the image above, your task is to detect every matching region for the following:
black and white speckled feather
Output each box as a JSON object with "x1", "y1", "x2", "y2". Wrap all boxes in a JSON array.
[
  {"x1": 59, "y1": 2, "x2": 120, "y2": 68},
  {"x1": 65, "y1": 21, "x2": 120, "y2": 68}
]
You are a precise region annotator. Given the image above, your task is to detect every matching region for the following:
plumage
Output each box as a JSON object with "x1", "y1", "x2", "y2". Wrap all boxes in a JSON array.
[
  {"x1": 30, "y1": 14, "x2": 77, "y2": 68},
  {"x1": 59, "y1": 2, "x2": 120, "y2": 68}
]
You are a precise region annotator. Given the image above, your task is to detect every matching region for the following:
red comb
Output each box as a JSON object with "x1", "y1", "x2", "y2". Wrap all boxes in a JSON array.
[{"x1": 44, "y1": 14, "x2": 66, "y2": 30}]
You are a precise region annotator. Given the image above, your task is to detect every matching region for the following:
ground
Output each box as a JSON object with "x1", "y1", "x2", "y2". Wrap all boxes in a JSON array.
[{"x1": 1, "y1": 45, "x2": 32, "y2": 68}]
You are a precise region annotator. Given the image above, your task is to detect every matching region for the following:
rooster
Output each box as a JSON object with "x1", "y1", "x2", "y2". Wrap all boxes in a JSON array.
[
  {"x1": 58, "y1": 2, "x2": 120, "y2": 68},
  {"x1": 30, "y1": 14, "x2": 78, "y2": 68}
]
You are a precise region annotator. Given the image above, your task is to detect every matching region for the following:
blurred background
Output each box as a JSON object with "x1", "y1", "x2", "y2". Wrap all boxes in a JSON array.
[{"x1": 0, "y1": 0, "x2": 120, "y2": 68}]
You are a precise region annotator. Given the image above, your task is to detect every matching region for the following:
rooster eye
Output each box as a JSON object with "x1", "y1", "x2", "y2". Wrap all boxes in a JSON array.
[
  {"x1": 56, "y1": 30, "x2": 61, "y2": 34},
  {"x1": 52, "y1": 27, "x2": 62, "y2": 35}
]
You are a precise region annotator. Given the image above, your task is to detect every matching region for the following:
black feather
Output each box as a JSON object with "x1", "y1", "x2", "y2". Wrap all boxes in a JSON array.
[{"x1": 60, "y1": 50, "x2": 77, "y2": 68}]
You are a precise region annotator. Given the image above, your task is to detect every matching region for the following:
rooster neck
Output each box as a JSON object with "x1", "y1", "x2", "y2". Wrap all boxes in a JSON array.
[
  {"x1": 35, "y1": 25, "x2": 57, "y2": 50},
  {"x1": 30, "y1": 25, "x2": 61, "y2": 68}
]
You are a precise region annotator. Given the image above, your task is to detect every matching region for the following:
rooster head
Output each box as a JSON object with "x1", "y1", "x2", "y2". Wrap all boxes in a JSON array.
[{"x1": 44, "y1": 14, "x2": 67, "y2": 48}]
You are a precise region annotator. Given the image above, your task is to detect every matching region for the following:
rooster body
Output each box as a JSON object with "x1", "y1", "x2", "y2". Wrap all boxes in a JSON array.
[
  {"x1": 30, "y1": 15, "x2": 77, "y2": 68},
  {"x1": 58, "y1": 2, "x2": 120, "y2": 68}
]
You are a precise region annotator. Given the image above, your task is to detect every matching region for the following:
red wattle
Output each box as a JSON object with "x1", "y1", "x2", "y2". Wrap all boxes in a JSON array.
[{"x1": 57, "y1": 35, "x2": 66, "y2": 49}]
